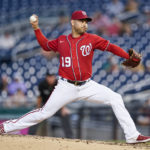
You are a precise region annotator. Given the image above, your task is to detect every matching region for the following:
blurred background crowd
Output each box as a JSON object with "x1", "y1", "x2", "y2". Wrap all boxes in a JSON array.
[{"x1": 0, "y1": 0, "x2": 150, "y2": 141}]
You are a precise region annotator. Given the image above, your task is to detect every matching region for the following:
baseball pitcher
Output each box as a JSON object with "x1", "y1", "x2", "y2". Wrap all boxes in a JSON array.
[{"x1": 0, "y1": 10, "x2": 149, "y2": 144}]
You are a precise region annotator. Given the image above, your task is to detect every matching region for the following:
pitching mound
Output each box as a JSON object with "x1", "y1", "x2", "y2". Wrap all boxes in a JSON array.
[{"x1": 0, "y1": 135, "x2": 150, "y2": 150}]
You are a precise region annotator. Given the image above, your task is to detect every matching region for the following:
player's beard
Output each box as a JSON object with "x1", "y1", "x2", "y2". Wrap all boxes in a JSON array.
[{"x1": 74, "y1": 26, "x2": 87, "y2": 35}]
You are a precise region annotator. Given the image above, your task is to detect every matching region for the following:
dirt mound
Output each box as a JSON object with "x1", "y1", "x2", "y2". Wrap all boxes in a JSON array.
[{"x1": 0, "y1": 135, "x2": 149, "y2": 150}]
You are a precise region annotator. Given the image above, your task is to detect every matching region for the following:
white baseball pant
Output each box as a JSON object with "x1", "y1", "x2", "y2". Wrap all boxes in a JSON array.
[{"x1": 3, "y1": 78, "x2": 140, "y2": 141}]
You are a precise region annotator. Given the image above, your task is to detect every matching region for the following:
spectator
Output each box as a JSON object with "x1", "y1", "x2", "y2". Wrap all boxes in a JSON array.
[
  {"x1": 0, "y1": 75, "x2": 9, "y2": 105},
  {"x1": 3, "y1": 89, "x2": 27, "y2": 108},
  {"x1": 91, "y1": 12, "x2": 112, "y2": 35},
  {"x1": 92, "y1": 12, "x2": 122, "y2": 36},
  {"x1": 117, "y1": 0, "x2": 139, "y2": 23},
  {"x1": 0, "y1": 31, "x2": 16, "y2": 50},
  {"x1": 3, "y1": 73, "x2": 27, "y2": 108},
  {"x1": 142, "y1": 6, "x2": 150, "y2": 26},
  {"x1": 102, "y1": 56, "x2": 119, "y2": 73},
  {"x1": 119, "y1": 23, "x2": 132, "y2": 36},
  {"x1": 29, "y1": 73, "x2": 73, "y2": 138},
  {"x1": 106, "y1": 0, "x2": 124, "y2": 17},
  {"x1": 0, "y1": 75, "x2": 9, "y2": 94},
  {"x1": 107, "y1": 17, "x2": 122, "y2": 36},
  {"x1": 124, "y1": 0, "x2": 138, "y2": 13},
  {"x1": 7, "y1": 73, "x2": 27, "y2": 96},
  {"x1": 57, "y1": 11, "x2": 70, "y2": 31},
  {"x1": 137, "y1": 98, "x2": 150, "y2": 125},
  {"x1": 145, "y1": 60, "x2": 150, "y2": 72},
  {"x1": 109, "y1": 56, "x2": 119, "y2": 73}
]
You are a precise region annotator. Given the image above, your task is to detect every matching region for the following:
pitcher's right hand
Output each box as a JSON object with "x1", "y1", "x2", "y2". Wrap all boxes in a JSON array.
[{"x1": 30, "y1": 14, "x2": 39, "y2": 30}]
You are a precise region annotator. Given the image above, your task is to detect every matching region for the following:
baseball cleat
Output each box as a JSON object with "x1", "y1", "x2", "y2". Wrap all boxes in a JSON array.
[
  {"x1": 0, "y1": 124, "x2": 5, "y2": 134},
  {"x1": 127, "y1": 135, "x2": 150, "y2": 144}
]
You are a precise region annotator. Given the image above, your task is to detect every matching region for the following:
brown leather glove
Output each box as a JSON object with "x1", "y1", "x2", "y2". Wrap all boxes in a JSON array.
[{"x1": 122, "y1": 48, "x2": 142, "y2": 68}]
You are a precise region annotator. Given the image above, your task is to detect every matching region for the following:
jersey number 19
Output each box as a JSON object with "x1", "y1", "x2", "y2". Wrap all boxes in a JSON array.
[{"x1": 61, "y1": 57, "x2": 71, "y2": 67}]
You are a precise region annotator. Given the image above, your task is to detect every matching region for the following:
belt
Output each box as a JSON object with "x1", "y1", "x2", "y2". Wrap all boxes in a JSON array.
[{"x1": 60, "y1": 77, "x2": 90, "y2": 86}]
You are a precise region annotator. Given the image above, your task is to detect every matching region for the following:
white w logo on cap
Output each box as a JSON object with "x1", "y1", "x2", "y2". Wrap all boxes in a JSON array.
[{"x1": 82, "y1": 11, "x2": 87, "y2": 16}]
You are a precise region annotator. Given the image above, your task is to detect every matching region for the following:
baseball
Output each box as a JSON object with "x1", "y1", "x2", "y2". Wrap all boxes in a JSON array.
[{"x1": 30, "y1": 15, "x2": 37, "y2": 22}]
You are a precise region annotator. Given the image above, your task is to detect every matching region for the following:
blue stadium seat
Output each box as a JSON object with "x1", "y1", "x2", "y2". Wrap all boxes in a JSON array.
[{"x1": 0, "y1": 0, "x2": 150, "y2": 99}]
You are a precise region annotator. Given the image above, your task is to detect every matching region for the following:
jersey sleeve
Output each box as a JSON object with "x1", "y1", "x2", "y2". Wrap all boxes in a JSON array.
[
  {"x1": 92, "y1": 34, "x2": 110, "y2": 51},
  {"x1": 107, "y1": 43, "x2": 129, "y2": 59},
  {"x1": 47, "y1": 39, "x2": 58, "y2": 52},
  {"x1": 34, "y1": 29, "x2": 58, "y2": 52}
]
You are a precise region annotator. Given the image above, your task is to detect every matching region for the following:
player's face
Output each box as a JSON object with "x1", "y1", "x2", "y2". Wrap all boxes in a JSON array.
[
  {"x1": 46, "y1": 75, "x2": 56, "y2": 85},
  {"x1": 71, "y1": 19, "x2": 88, "y2": 35}
]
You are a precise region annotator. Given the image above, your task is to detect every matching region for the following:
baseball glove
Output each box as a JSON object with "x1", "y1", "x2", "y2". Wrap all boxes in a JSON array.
[{"x1": 122, "y1": 48, "x2": 141, "y2": 68}]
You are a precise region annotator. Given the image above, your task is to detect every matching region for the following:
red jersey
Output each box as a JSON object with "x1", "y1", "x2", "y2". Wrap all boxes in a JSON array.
[{"x1": 35, "y1": 29, "x2": 129, "y2": 81}]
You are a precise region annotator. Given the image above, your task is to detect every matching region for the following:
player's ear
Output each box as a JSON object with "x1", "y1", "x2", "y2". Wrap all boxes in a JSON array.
[{"x1": 71, "y1": 20, "x2": 74, "y2": 26}]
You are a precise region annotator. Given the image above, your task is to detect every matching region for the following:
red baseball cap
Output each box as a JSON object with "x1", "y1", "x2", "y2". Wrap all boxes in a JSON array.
[{"x1": 71, "y1": 10, "x2": 92, "y2": 22}]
